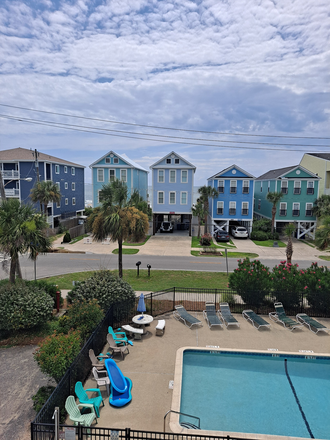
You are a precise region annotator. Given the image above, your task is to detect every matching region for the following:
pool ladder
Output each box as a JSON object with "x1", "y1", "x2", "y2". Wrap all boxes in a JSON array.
[{"x1": 163, "y1": 410, "x2": 201, "y2": 432}]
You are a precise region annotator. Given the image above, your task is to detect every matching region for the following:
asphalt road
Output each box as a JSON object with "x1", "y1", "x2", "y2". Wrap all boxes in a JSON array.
[{"x1": 0, "y1": 253, "x2": 325, "y2": 281}]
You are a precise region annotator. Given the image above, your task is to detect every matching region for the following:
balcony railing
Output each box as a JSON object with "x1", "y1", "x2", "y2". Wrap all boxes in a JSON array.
[
  {"x1": 229, "y1": 208, "x2": 236, "y2": 215},
  {"x1": 279, "y1": 209, "x2": 287, "y2": 216},
  {"x1": 2, "y1": 170, "x2": 19, "y2": 178},
  {"x1": 4, "y1": 188, "x2": 19, "y2": 197}
]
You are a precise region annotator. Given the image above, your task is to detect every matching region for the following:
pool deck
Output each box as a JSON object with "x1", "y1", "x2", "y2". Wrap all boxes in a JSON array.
[{"x1": 81, "y1": 311, "x2": 330, "y2": 437}]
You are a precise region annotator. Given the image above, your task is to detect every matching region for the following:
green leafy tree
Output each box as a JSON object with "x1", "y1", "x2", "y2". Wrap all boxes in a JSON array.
[
  {"x1": 197, "y1": 185, "x2": 219, "y2": 234},
  {"x1": 284, "y1": 223, "x2": 296, "y2": 264},
  {"x1": 266, "y1": 191, "x2": 284, "y2": 234},
  {"x1": 315, "y1": 215, "x2": 330, "y2": 250},
  {"x1": 272, "y1": 261, "x2": 305, "y2": 308},
  {"x1": 191, "y1": 201, "x2": 207, "y2": 237},
  {"x1": 0, "y1": 199, "x2": 51, "y2": 283},
  {"x1": 304, "y1": 262, "x2": 330, "y2": 313},
  {"x1": 30, "y1": 180, "x2": 61, "y2": 215},
  {"x1": 312, "y1": 195, "x2": 330, "y2": 218}
]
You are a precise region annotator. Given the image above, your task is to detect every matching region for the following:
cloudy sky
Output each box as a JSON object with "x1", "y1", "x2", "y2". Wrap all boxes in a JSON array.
[{"x1": 0, "y1": 0, "x2": 329, "y2": 185}]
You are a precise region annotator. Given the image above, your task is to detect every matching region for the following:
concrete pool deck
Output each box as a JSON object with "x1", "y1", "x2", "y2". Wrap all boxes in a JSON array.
[{"x1": 81, "y1": 312, "x2": 330, "y2": 436}]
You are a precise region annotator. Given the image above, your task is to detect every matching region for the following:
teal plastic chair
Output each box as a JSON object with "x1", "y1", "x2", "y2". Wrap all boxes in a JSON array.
[
  {"x1": 65, "y1": 396, "x2": 97, "y2": 426},
  {"x1": 75, "y1": 382, "x2": 104, "y2": 418},
  {"x1": 108, "y1": 326, "x2": 129, "y2": 346}
]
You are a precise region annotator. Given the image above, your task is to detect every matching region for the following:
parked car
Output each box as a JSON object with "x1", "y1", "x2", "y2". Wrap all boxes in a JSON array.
[
  {"x1": 160, "y1": 221, "x2": 174, "y2": 233},
  {"x1": 231, "y1": 226, "x2": 248, "y2": 238},
  {"x1": 215, "y1": 230, "x2": 230, "y2": 242}
]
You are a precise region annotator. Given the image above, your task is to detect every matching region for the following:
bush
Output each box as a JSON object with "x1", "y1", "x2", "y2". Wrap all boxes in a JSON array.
[
  {"x1": 63, "y1": 231, "x2": 71, "y2": 243},
  {"x1": 268, "y1": 232, "x2": 280, "y2": 240},
  {"x1": 252, "y1": 218, "x2": 272, "y2": 233},
  {"x1": 250, "y1": 230, "x2": 269, "y2": 241},
  {"x1": 32, "y1": 385, "x2": 56, "y2": 413},
  {"x1": 26, "y1": 280, "x2": 63, "y2": 308},
  {"x1": 304, "y1": 262, "x2": 330, "y2": 313},
  {"x1": 67, "y1": 270, "x2": 136, "y2": 312},
  {"x1": 272, "y1": 261, "x2": 305, "y2": 308},
  {"x1": 0, "y1": 282, "x2": 54, "y2": 331},
  {"x1": 229, "y1": 258, "x2": 271, "y2": 306},
  {"x1": 58, "y1": 299, "x2": 104, "y2": 340},
  {"x1": 34, "y1": 330, "x2": 81, "y2": 383},
  {"x1": 199, "y1": 233, "x2": 212, "y2": 246}
]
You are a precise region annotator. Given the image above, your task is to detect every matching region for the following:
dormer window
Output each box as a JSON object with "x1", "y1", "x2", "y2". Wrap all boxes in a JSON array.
[
  {"x1": 175, "y1": 159, "x2": 180, "y2": 164},
  {"x1": 105, "y1": 157, "x2": 110, "y2": 163},
  {"x1": 166, "y1": 158, "x2": 171, "y2": 164},
  {"x1": 113, "y1": 158, "x2": 119, "y2": 164}
]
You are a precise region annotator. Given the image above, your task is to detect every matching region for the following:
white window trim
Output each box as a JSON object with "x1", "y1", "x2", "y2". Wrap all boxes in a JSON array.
[
  {"x1": 169, "y1": 191, "x2": 176, "y2": 204},
  {"x1": 97, "y1": 168, "x2": 104, "y2": 182},
  {"x1": 229, "y1": 201, "x2": 236, "y2": 209},
  {"x1": 71, "y1": 167, "x2": 75, "y2": 176},
  {"x1": 97, "y1": 190, "x2": 101, "y2": 204},
  {"x1": 64, "y1": 182, "x2": 68, "y2": 190},
  {"x1": 166, "y1": 158, "x2": 172, "y2": 164},
  {"x1": 158, "y1": 169, "x2": 165, "y2": 183},
  {"x1": 180, "y1": 191, "x2": 188, "y2": 205},
  {"x1": 217, "y1": 201, "x2": 224, "y2": 209},
  {"x1": 105, "y1": 157, "x2": 110, "y2": 163},
  {"x1": 109, "y1": 169, "x2": 116, "y2": 182},
  {"x1": 120, "y1": 169, "x2": 127, "y2": 182},
  {"x1": 306, "y1": 202, "x2": 313, "y2": 209},
  {"x1": 280, "y1": 202, "x2": 287, "y2": 210},
  {"x1": 294, "y1": 181, "x2": 301, "y2": 188},
  {"x1": 260, "y1": 181, "x2": 263, "y2": 192},
  {"x1": 56, "y1": 201, "x2": 61, "y2": 208},
  {"x1": 72, "y1": 182, "x2": 75, "y2": 191},
  {"x1": 113, "y1": 157, "x2": 119, "y2": 164},
  {"x1": 64, "y1": 166, "x2": 67, "y2": 173},
  {"x1": 72, "y1": 197, "x2": 76, "y2": 206},
  {"x1": 181, "y1": 170, "x2": 188, "y2": 183},
  {"x1": 157, "y1": 191, "x2": 164, "y2": 204},
  {"x1": 65, "y1": 198, "x2": 68, "y2": 206},
  {"x1": 55, "y1": 165, "x2": 60, "y2": 174},
  {"x1": 56, "y1": 182, "x2": 60, "y2": 190},
  {"x1": 281, "y1": 180, "x2": 288, "y2": 188},
  {"x1": 307, "y1": 181, "x2": 314, "y2": 188},
  {"x1": 293, "y1": 202, "x2": 300, "y2": 209},
  {"x1": 169, "y1": 170, "x2": 176, "y2": 183}
]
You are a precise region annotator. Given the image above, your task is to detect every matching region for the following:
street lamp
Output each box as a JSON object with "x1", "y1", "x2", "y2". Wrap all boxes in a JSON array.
[{"x1": 0, "y1": 176, "x2": 32, "y2": 200}]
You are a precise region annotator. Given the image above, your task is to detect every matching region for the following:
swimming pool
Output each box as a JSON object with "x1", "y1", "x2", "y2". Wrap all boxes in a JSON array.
[{"x1": 171, "y1": 348, "x2": 330, "y2": 440}]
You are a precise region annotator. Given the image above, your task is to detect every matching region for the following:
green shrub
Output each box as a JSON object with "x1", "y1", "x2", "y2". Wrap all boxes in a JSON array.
[
  {"x1": 272, "y1": 261, "x2": 305, "y2": 308},
  {"x1": 199, "y1": 233, "x2": 212, "y2": 246},
  {"x1": 229, "y1": 258, "x2": 271, "y2": 306},
  {"x1": 250, "y1": 230, "x2": 269, "y2": 241},
  {"x1": 63, "y1": 231, "x2": 71, "y2": 243},
  {"x1": 0, "y1": 283, "x2": 54, "y2": 331},
  {"x1": 32, "y1": 385, "x2": 56, "y2": 413},
  {"x1": 304, "y1": 262, "x2": 330, "y2": 313},
  {"x1": 34, "y1": 330, "x2": 81, "y2": 383},
  {"x1": 67, "y1": 270, "x2": 136, "y2": 312},
  {"x1": 252, "y1": 218, "x2": 272, "y2": 233},
  {"x1": 268, "y1": 232, "x2": 280, "y2": 240},
  {"x1": 58, "y1": 299, "x2": 104, "y2": 340},
  {"x1": 26, "y1": 280, "x2": 63, "y2": 308}
]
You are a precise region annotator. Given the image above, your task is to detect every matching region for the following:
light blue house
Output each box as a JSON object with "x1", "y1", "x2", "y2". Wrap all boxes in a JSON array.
[
  {"x1": 150, "y1": 151, "x2": 196, "y2": 234},
  {"x1": 90, "y1": 151, "x2": 148, "y2": 208},
  {"x1": 207, "y1": 165, "x2": 255, "y2": 234}
]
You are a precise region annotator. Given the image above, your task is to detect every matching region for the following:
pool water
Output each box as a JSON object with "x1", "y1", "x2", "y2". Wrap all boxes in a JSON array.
[{"x1": 180, "y1": 350, "x2": 330, "y2": 439}]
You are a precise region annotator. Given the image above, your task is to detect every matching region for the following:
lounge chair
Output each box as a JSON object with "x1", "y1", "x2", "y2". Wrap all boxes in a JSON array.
[
  {"x1": 242, "y1": 309, "x2": 270, "y2": 330},
  {"x1": 92, "y1": 367, "x2": 110, "y2": 396},
  {"x1": 108, "y1": 326, "x2": 130, "y2": 346},
  {"x1": 75, "y1": 381, "x2": 104, "y2": 418},
  {"x1": 65, "y1": 396, "x2": 97, "y2": 426},
  {"x1": 107, "y1": 333, "x2": 129, "y2": 359},
  {"x1": 269, "y1": 302, "x2": 303, "y2": 331},
  {"x1": 219, "y1": 302, "x2": 240, "y2": 328},
  {"x1": 296, "y1": 313, "x2": 329, "y2": 334},
  {"x1": 89, "y1": 349, "x2": 109, "y2": 370},
  {"x1": 173, "y1": 305, "x2": 202, "y2": 328},
  {"x1": 203, "y1": 302, "x2": 223, "y2": 329}
]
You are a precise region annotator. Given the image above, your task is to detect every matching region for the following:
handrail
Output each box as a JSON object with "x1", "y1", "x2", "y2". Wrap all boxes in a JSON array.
[{"x1": 164, "y1": 410, "x2": 200, "y2": 432}]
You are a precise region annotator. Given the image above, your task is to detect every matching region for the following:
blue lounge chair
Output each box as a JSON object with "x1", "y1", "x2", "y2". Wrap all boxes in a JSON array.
[
  {"x1": 242, "y1": 309, "x2": 270, "y2": 330},
  {"x1": 203, "y1": 302, "x2": 223, "y2": 329},
  {"x1": 296, "y1": 313, "x2": 329, "y2": 334},
  {"x1": 219, "y1": 302, "x2": 240, "y2": 328},
  {"x1": 269, "y1": 302, "x2": 303, "y2": 331},
  {"x1": 173, "y1": 305, "x2": 202, "y2": 328},
  {"x1": 75, "y1": 381, "x2": 104, "y2": 417},
  {"x1": 108, "y1": 326, "x2": 131, "y2": 346}
]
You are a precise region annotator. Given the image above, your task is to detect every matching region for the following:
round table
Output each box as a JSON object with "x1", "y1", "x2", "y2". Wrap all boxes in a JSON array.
[{"x1": 132, "y1": 314, "x2": 153, "y2": 334}]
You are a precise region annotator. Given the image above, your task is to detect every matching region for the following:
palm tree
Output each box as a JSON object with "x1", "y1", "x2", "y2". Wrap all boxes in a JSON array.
[
  {"x1": 191, "y1": 201, "x2": 207, "y2": 238},
  {"x1": 266, "y1": 191, "x2": 284, "y2": 234},
  {"x1": 312, "y1": 195, "x2": 330, "y2": 219},
  {"x1": 92, "y1": 180, "x2": 149, "y2": 278},
  {"x1": 0, "y1": 199, "x2": 51, "y2": 283},
  {"x1": 30, "y1": 180, "x2": 61, "y2": 215},
  {"x1": 197, "y1": 185, "x2": 219, "y2": 234},
  {"x1": 284, "y1": 223, "x2": 296, "y2": 264},
  {"x1": 315, "y1": 215, "x2": 330, "y2": 250}
]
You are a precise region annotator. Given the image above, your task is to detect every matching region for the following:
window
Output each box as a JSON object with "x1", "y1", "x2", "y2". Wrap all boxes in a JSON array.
[
  {"x1": 158, "y1": 191, "x2": 164, "y2": 204},
  {"x1": 258, "y1": 199, "x2": 261, "y2": 210},
  {"x1": 267, "y1": 181, "x2": 270, "y2": 193},
  {"x1": 65, "y1": 198, "x2": 68, "y2": 206},
  {"x1": 292, "y1": 202, "x2": 300, "y2": 216},
  {"x1": 306, "y1": 203, "x2": 313, "y2": 216},
  {"x1": 307, "y1": 181, "x2": 314, "y2": 195},
  {"x1": 260, "y1": 181, "x2": 263, "y2": 192},
  {"x1": 279, "y1": 202, "x2": 287, "y2": 216},
  {"x1": 175, "y1": 158, "x2": 180, "y2": 164},
  {"x1": 55, "y1": 165, "x2": 60, "y2": 174},
  {"x1": 64, "y1": 182, "x2": 68, "y2": 190},
  {"x1": 181, "y1": 192, "x2": 187, "y2": 205},
  {"x1": 97, "y1": 190, "x2": 101, "y2": 204},
  {"x1": 56, "y1": 201, "x2": 60, "y2": 208},
  {"x1": 71, "y1": 167, "x2": 75, "y2": 176},
  {"x1": 105, "y1": 157, "x2": 110, "y2": 163},
  {"x1": 56, "y1": 182, "x2": 60, "y2": 190},
  {"x1": 64, "y1": 166, "x2": 67, "y2": 173},
  {"x1": 242, "y1": 202, "x2": 249, "y2": 216},
  {"x1": 169, "y1": 170, "x2": 176, "y2": 183},
  {"x1": 230, "y1": 180, "x2": 237, "y2": 194},
  {"x1": 181, "y1": 170, "x2": 188, "y2": 183},
  {"x1": 109, "y1": 169, "x2": 115, "y2": 182},
  {"x1": 169, "y1": 192, "x2": 176, "y2": 204},
  {"x1": 217, "y1": 201, "x2": 224, "y2": 215},
  {"x1": 72, "y1": 197, "x2": 76, "y2": 206},
  {"x1": 242, "y1": 180, "x2": 249, "y2": 194},
  {"x1": 229, "y1": 201, "x2": 236, "y2": 215},
  {"x1": 281, "y1": 180, "x2": 288, "y2": 194},
  {"x1": 218, "y1": 180, "x2": 224, "y2": 193},
  {"x1": 120, "y1": 169, "x2": 127, "y2": 182},
  {"x1": 166, "y1": 158, "x2": 171, "y2": 164},
  {"x1": 97, "y1": 169, "x2": 104, "y2": 182},
  {"x1": 72, "y1": 182, "x2": 75, "y2": 191},
  {"x1": 158, "y1": 169, "x2": 164, "y2": 183},
  {"x1": 294, "y1": 181, "x2": 301, "y2": 194},
  {"x1": 113, "y1": 158, "x2": 119, "y2": 164}
]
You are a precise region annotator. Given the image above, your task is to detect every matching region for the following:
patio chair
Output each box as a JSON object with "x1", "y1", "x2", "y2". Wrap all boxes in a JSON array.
[
  {"x1": 75, "y1": 381, "x2": 104, "y2": 418},
  {"x1": 203, "y1": 302, "x2": 223, "y2": 329},
  {"x1": 89, "y1": 349, "x2": 109, "y2": 371},
  {"x1": 296, "y1": 313, "x2": 329, "y2": 334},
  {"x1": 65, "y1": 396, "x2": 97, "y2": 426},
  {"x1": 108, "y1": 326, "x2": 130, "y2": 346},
  {"x1": 242, "y1": 309, "x2": 270, "y2": 330},
  {"x1": 173, "y1": 305, "x2": 202, "y2": 328},
  {"x1": 107, "y1": 333, "x2": 130, "y2": 360},
  {"x1": 92, "y1": 367, "x2": 110, "y2": 396},
  {"x1": 269, "y1": 302, "x2": 303, "y2": 331},
  {"x1": 219, "y1": 302, "x2": 240, "y2": 328}
]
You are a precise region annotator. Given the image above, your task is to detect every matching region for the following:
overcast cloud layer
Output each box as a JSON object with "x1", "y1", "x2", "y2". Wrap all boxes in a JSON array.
[{"x1": 0, "y1": 0, "x2": 329, "y2": 184}]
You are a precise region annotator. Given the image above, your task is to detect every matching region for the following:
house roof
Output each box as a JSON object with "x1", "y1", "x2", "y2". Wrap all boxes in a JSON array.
[
  {"x1": 89, "y1": 150, "x2": 148, "y2": 172},
  {"x1": 305, "y1": 153, "x2": 330, "y2": 161},
  {"x1": 0, "y1": 147, "x2": 85, "y2": 168},
  {"x1": 149, "y1": 151, "x2": 196, "y2": 170},
  {"x1": 207, "y1": 164, "x2": 255, "y2": 180},
  {"x1": 257, "y1": 165, "x2": 320, "y2": 180}
]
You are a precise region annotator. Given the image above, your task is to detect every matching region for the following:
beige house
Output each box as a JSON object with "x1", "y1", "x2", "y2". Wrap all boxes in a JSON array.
[{"x1": 300, "y1": 153, "x2": 330, "y2": 196}]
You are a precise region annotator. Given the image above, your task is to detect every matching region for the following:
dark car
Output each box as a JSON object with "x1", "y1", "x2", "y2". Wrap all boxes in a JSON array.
[
  {"x1": 215, "y1": 230, "x2": 230, "y2": 242},
  {"x1": 160, "y1": 221, "x2": 174, "y2": 233}
]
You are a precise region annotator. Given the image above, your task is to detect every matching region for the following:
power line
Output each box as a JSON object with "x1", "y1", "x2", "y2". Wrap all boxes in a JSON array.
[{"x1": 0, "y1": 102, "x2": 329, "y2": 141}]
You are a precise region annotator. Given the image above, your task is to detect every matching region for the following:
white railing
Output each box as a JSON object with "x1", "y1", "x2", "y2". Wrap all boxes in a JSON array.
[
  {"x1": 5, "y1": 188, "x2": 19, "y2": 197},
  {"x1": 2, "y1": 170, "x2": 19, "y2": 178}
]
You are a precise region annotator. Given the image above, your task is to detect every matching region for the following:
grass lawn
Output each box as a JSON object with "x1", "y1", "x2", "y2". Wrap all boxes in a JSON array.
[
  {"x1": 191, "y1": 251, "x2": 259, "y2": 258},
  {"x1": 123, "y1": 236, "x2": 151, "y2": 246},
  {"x1": 318, "y1": 255, "x2": 330, "y2": 261},
  {"x1": 191, "y1": 236, "x2": 236, "y2": 249},
  {"x1": 43, "y1": 269, "x2": 230, "y2": 291},
  {"x1": 112, "y1": 248, "x2": 139, "y2": 255},
  {"x1": 69, "y1": 234, "x2": 89, "y2": 244},
  {"x1": 252, "y1": 239, "x2": 286, "y2": 247}
]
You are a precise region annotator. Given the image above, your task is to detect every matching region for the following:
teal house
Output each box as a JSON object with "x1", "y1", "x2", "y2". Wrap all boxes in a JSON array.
[
  {"x1": 90, "y1": 151, "x2": 148, "y2": 207},
  {"x1": 254, "y1": 165, "x2": 320, "y2": 239}
]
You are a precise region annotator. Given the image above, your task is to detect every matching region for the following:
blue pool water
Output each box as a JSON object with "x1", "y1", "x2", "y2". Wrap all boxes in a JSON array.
[{"x1": 180, "y1": 350, "x2": 330, "y2": 439}]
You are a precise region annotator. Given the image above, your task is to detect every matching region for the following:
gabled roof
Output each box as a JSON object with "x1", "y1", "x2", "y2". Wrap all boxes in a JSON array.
[
  {"x1": 0, "y1": 147, "x2": 84, "y2": 167},
  {"x1": 149, "y1": 151, "x2": 196, "y2": 170},
  {"x1": 304, "y1": 153, "x2": 330, "y2": 161},
  {"x1": 257, "y1": 165, "x2": 320, "y2": 180},
  {"x1": 89, "y1": 150, "x2": 148, "y2": 172},
  {"x1": 207, "y1": 164, "x2": 255, "y2": 180}
]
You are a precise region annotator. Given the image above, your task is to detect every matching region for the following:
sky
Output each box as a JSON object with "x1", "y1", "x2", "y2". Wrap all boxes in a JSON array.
[{"x1": 0, "y1": 0, "x2": 329, "y2": 185}]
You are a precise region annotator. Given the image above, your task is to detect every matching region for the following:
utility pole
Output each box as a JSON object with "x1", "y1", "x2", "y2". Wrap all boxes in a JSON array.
[
  {"x1": 0, "y1": 168, "x2": 5, "y2": 200},
  {"x1": 32, "y1": 149, "x2": 42, "y2": 212}
]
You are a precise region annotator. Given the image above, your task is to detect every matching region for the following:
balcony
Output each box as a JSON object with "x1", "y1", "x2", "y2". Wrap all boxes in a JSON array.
[
  {"x1": 292, "y1": 210, "x2": 300, "y2": 217},
  {"x1": 217, "y1": 209, "x2": 223, "y2": 215},
  {"x1": 229, "y1": 208, "x2": 236, "y2": 215},
  {"x1": 2, "y1": 170, "x2": 19, "y2": 179},
  {"x1": 279, "y1": 209, "x2": 287, "y2": 216}
]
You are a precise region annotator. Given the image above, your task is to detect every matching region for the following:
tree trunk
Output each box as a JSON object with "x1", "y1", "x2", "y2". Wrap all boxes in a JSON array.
[
  {"x1": 286, "y1": 238, "x2": 293, "y2": 264},
  {"x1": 197, "y1": 218, "x2": 201, "y2": 238},
  {"x1": 16, "y1": 258, "x2": 22, "y2": 279},
  {"x1": 271, "y1": 206, "x2": 276, "y2": 234},
  {"x1": 204, "y1": 201, "x2": 209, "y2": 234},
  {"x1": 9, "y1": 256, "x2": 17, "y2": 284},
  {"x1": 118, "y1": 237, "x2": 123, "y2": 278}
]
